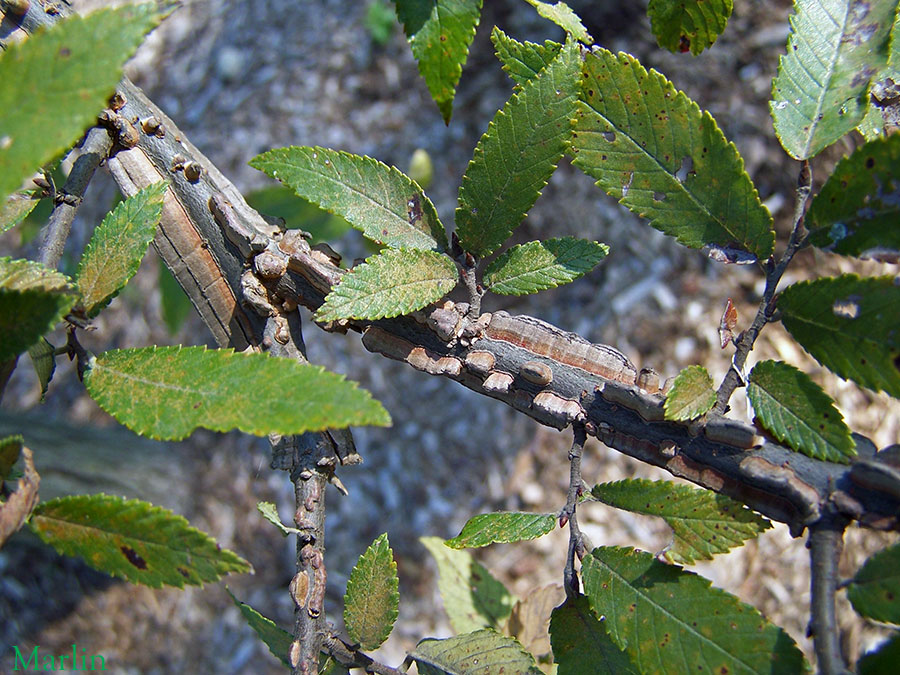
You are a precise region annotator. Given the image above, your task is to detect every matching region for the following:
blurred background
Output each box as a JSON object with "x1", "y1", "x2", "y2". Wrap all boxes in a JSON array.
[{"x1": 1, "y1": 0, "x2": 898, "y2": 672}]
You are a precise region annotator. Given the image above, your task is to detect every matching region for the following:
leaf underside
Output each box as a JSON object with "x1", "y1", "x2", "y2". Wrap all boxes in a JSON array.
[
  {"x1": 394, "y1": 0, "x2": 483, "y2": 124},
  {"x1": 420, "y1": 536, "x2": 515, "y2": 634},
  {"x1": 583, "y1": 546, "x2": 807, "y2": 675},
  {"x1": 770, "y1": 0, "x2": 894, "y2": 159},
  {"x1": 344, "y1": 533, "x2": 400, "y2": 651},
  {"x1": 76, "y1": 182, "x2": 167, "y2": 318},
  {"x1": 0, "y1": 4, "x2": 159, "y2": 205},
  {"x1": 747, "y1": 359, "x2": 855, "y2": 463},
  {"x1": 250, "y1": 146, "x2": 447, "y2": 251},
  {"x1": 806, "y1": 134, "x2": 900, "y2": 258},
  {"x1": 455, "y1": 39, "x2": 582, "y2": 258},
  {"x1": 315, "y1": 248, "x2": 458, "y2": 321},
  {"x1": 648, "y1": 0, "x2": 734, "y2": 56},
  {"x1": 30, "y1": 494, "x2": 251, "y2": 588},
  {"x1": 0, "y1": 191, "x2": 39, "y2": 234},
  {"x1": 778, "y1": 275, "x2": 900, "y2": 398},
  {"x1": 572, "y1": 47, "x2": 774, "y2": 260},
  {"x1": 445, "y1": 512, "x2": 556, "y2": 549},
  {"x1": 83, "y1": 346, "x2": 390, "y2": 441},
  {"x1": 663, "y1": 365, "x2": 717, "y2": 421},
  {"x1": 591, "y1": 479, "x2": 771, "y2": 564}
]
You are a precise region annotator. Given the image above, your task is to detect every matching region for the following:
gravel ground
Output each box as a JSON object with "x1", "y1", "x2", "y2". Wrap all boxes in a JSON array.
[{"x1": 2, "y1": 0, "x2": 898, "y2": 672}]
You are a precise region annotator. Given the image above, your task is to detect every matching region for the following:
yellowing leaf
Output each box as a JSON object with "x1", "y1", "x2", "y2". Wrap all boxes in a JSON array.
[
  {"x1": 591, "y1": 479, "x2": 771, "y2": 564},
  {"x1": 30, "y1": 494, "x2": 251, "y2": 588},
  {"x1": 344, "y1": 533, "x2": 399, "y2": 650},
  {"x1": 76, "y1": 182, "x2": 166, "y2": 318},
  {"x1": 420, "y1": 536, "x2": 515, "y2": 633},
  {"x1": 83, "y1": 346, "x2": 390, "y2": 441},
  {"x1": 664, "y1": 365, "x2": 716, "y2": 421},
  {"x1": 411, "y1": 629, "x2": 541, "y2": 675}
]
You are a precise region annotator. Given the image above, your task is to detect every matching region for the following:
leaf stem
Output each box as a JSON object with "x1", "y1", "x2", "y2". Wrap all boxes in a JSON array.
[
  {"x1": 322, "y1": 633, "x2": 406, "y2": 675},
  {"x1": 713, "y1": 160, "x2": 812, "y2": 413},
  {"x1": 562, "y1": 423, "x2": 588, "y2": 598},
  {"x1": 807, "y1": 512, "x2": 849, "y2": 675}
]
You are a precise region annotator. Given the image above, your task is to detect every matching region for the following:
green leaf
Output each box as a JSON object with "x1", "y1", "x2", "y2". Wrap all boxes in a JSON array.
[
  {"x1": 591, "y1": 479, "x2": 771, "y2": 565},
  {"x1": 315, "y1": 248, "x2": 458, "y2": 321},
  {"x1": 245, "y1": 184, "x2": 352, "y2": 244},
  {"x1": 778, "y1": 275, "x2": 900, "y2": 398},
  {"x1": 27, "y1": 337, "x2": 56, "y2": 401},
  {"x1": 455, "y1": 39, "x2": 581, "y2": 258},
  {"x1": 549, "y1": 594, "x2": 638, "y2": 675},
  {"x1": 770, "y1": 0, "x2": 895, "y2": 160},
  {"x1": 483, "y1": 238, "x2": 608, "y2": 296},
  {"x1": 344, "y1": 533, "x2": 400, "y2": 650},
  {"x1": 747, "y1": 360, "x2": 855, "y2": 464},
  {"x1": 411, "y1": 629, "x2": 541, "y2": 675},
  {"x1": 523, "y1": 0, "x2": 592, "y2": 45},
  {"x1": 848, "y1": 542, "x2": 900, "y2": 624},
  {"x1": 858, "y1": 632, "x2": 900, "y2": 675},
  {"x1": 420, "y1": 536, "x2": 515, "y2": 633},
  {"x1": 583, "y1": 546, "x2": 806, "y2": 675},
  {"x1": 0, "y1": 434, "x2": 23, "y2": 484},
  {"x1": 0, "y1": 191, "x2": 39, "y2": 233},
  {"x1": 394, "y1": 0, "x2": 483, "y2": 123},
  {"x1": 806, "y1": 134, "x2": 900, "y2": 259},
  {"x1": 29, "y1": 494, "x2": 251, "y2": 588},
  {"x1": 663, "y1": 365, "x2": 716, "y2": 421},
  {"x1": 491, "y1": 28, "x2": 562, "y2": 89},
  {"x1": 0, "y1": 4, "x2": 159, "y2": 205},
  {"x1": 227, "y1": 589, "x2": 292, "y2": 667},
  {"x1": 572, "y1": 48, "x2": 774, "y2": 260},
  {"x1": 75, "y1": 182, "x2": 166, "y2": 318},
  {"x1": 0, "y1": 257, "x2": 77, "y2": 362},
  {"x1": 83, "y1": 346, "x2": 391, "y2": 441},
  {"x1": 158, "y1": 258, "x2": 192, "y2": 336},
  {"x1": 445, "y1": 512, "x2": 556, "y2": 549},
  {"x1": 250, "y1": 146, "x2": 447, "y2": 251},
  {"x1": 256, "y1": 501, "x2": 300, "y2": 537},
  {"x1": 648, "y1": 0, "x2": 733, "y2": 56}
]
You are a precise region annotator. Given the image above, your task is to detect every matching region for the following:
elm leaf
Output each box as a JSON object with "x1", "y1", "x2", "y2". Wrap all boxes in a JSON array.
[
  {"x1": 76, "y1": 182, "x2": 166, "y2": 318},
  {"x1": 30, "y1": 494, "x2": 251, "y2": 588},
  {"x1": 491, "y1": 28, "x2": 561, "y2": 89},
  {"x1": 315, "y1": 248, "x2": 458, "y2": 321},
  {"x1": 549, "y1": 594, "x2": 637, "y2": 675},
  {"x1": 591, "y1": 479, "x2": 771, "y2": 564},
  {"x1": 847, "y1": 542, "x2": 900, "y2": 624},
  {"x1": 455, "y1": 39, "x2": 581, "y2": 258},
  {"x1": 572, "y1": 48, "x2": 775, "y2": 260},
  {"x1": 778, "y1": 275, "x2": 900, "y2": 398},
  {"x1": 411, "y1": 629, "x2": 541, "y2": 675},
  {"x1": 483, "y1": 238, "x2": 608, "y2": 296},
  {"x1": 648, "y1": 0, "x2": 733, "y2": 56},
  {"x1": 664, "y1": 365, "x2": 716, "y2": 421},
  {"x1": 747, "y1": 360, "x2": 855, "y2": 463},
  {"x1": 344, "y1": 533, "x2": 399, "y2": 650},
  {"x1": 583, "y1": 546, "x2": 807, "y2": 674},
  {"x1": 771, "y1": 0, "x2": 895, "y2": 159},
  {"x1": 0, "y1": 257, "x2": 77, "y2": 362},
  {"x1": 83, "y1": 346, "x2": 390, "y2": 441},
  {"x1": 523, "y1": 0, "x2": 592, "y2": 44},
  {"x1": 250, "y1": 146, "x2": 447, "y2": 251},
  {"x1": 445, "y1": 512, "x2": 556, "y2": 549},
  {"x1": 420, "y1": 536, "x2": 515, "y2": 633},
  {"x1": 0, "y1": 4, "x2": 159, "y2": 205},
  {"x1": 394, "y1": 0, "x2": 483, "y2": 124},
  {"x1": 228, "y1": 590, "x2": 292, "y2": 668}
]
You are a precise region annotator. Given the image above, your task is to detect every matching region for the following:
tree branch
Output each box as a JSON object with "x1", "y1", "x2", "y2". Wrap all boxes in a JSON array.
[
  {"x1": 562, "y1": 424, "x2": 587, "y2": 599},
  {"x1": 807, "y1": 512, "x2": 850, "y2": 675}
]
